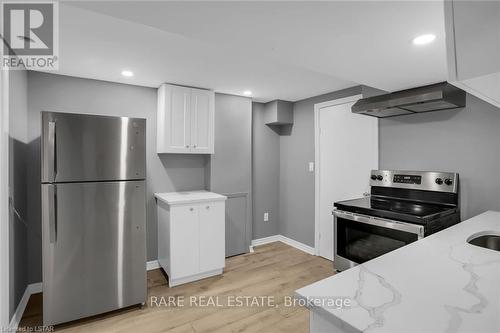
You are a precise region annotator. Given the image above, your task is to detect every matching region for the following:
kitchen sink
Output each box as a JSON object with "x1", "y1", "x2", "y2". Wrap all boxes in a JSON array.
[{"x1": 467, "y1": 232, "x2": 500, "y2": 252}]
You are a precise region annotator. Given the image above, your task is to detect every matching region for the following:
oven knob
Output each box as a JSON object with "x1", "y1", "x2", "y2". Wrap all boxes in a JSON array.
[
  {"x1": 435, "y1": 178, "x2": 443, "y2": 185},
  {"x1": 371, "y1": 175, "x2": 377, "y2": 180},
  {"x1": 377, "y1": 175, "x2": 383, "y2": 181},
  {"x1": 444, "y1": 178, "x2": 453, "y2": 186}
]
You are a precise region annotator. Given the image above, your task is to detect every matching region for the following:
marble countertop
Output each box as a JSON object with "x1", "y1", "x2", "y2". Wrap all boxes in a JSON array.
[
  {"x1": 155, "y1": 190, "x2": 227, "y2": 205},
  {"x1": 296, "y1": 211, "x2": 500, "y2": 333}
]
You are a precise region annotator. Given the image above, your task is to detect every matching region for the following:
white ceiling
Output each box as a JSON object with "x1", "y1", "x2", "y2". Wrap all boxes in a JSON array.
[{"x1": 42, "y1": 1, "x2": 447, "y2": 102}]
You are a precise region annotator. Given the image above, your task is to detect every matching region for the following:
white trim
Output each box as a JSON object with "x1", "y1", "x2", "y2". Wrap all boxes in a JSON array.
[
  {"x1": 8, "y1": 286, "x2": 30, "y2": 330},
  {"x1": 250, "y1": 235, "x2": 281, "y2": 247},
  {"x1": 279, "y1": 235, "x2": 315, "y2": 255},
  {"x1": 314, "y1": 95, "x2": 363, "y2": 257},
  {"x1": 8, "y1": 283, "x2": 41, "y2": 330},
  {"x1": 314, "y1": 94, "x2": 363, "y2": 111},
  {"x1": 251, "y1": 235, "x2": 315, "y2": 256},
  {"x1": 0, "y1": 65, "x2": 10, "y2": 329},
  {"x1": 146, "y1": 260, "x2": 160, "y2": 271},
  {"x1": 28, "y1": 283, "x2": 42, "y2": 294}
]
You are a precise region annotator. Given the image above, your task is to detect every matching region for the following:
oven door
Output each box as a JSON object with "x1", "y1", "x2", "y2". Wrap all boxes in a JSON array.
[{"x1": 334, "y1": 210, "x2": 424, "y2": 271}]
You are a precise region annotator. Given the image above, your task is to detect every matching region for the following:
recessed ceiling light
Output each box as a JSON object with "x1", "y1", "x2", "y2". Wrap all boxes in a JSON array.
[
  {"x1": 243, "y1": 90, "x2": 252, "y2": 96},
  {"x1": 121, "y1": 70, "x2": 134, "y2": 77},
  {"x1": 412, "y1": 34, "x2": 436, "y2": 45}
]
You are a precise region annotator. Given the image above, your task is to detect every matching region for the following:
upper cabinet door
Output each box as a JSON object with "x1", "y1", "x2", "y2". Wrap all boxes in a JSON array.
[
  {"x1": 157, "y1": 84, "x2": 191, "y2": 153},
  {"x1": 445, "y1": 0, "x2": 500, "y2": 108},
  {"x1": 157, "y1": 84, "x2": 214, "y2": 154},
  {"x1": 190, "y1": 88, "x2": 214, "y2": 154}
]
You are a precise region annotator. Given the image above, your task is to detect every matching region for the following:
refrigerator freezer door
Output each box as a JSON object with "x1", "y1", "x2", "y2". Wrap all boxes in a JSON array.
[
  {"x1": 41, "y1": 181, "x2": 146, "y2": 326},
  {"x1": 41, "y1": 112, "x2": 146, "y2": 183}
]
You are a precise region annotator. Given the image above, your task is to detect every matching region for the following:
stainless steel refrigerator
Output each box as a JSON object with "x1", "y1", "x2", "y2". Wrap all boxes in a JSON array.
[{"x1": 41, "y1": 111, "x2": 147, "y2": 326}]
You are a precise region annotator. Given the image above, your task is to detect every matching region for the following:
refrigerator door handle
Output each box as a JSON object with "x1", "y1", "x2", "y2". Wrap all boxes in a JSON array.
[
  {"x1": 49, "y1": 185, "x2": 58, "y2": 243},
  {"x1": 48, "y1": 121, "x2": 57, "y2": 181}
]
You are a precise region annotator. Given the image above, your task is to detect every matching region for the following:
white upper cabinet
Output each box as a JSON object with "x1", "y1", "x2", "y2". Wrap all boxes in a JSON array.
[
  {"x1": 157, "y1": 84, "x2": 214, "y2": 154},
  {"x1": 445, "y1": 0, "x2": 500, "y2": 108}
]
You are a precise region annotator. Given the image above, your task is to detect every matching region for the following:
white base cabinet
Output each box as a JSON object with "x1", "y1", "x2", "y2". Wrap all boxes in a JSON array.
[{"x1": 155, "y1": 191, "x2": 226, "y2": 287}]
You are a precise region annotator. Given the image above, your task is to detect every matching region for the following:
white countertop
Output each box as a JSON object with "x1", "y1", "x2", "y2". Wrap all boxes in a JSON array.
[
  {"x1": 155, "y1": 190, "x2": 227, "y2": 205},
  {"x1": 296, "y1": 211, "x2": 500, "y2": 333}
]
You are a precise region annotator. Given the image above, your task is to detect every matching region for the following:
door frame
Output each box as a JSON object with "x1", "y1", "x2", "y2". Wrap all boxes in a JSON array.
[
  {"x1": 313, "y1": 94, "x2": 363, "y2": 257},
  {"x1": 0, "y1": 67, "x2": 10, "y2": 327}
]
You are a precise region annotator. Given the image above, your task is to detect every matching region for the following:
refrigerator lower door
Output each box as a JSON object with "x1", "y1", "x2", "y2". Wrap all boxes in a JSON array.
[{"x1": 41, "y1": 181, "x2": 146, "y2": 326}]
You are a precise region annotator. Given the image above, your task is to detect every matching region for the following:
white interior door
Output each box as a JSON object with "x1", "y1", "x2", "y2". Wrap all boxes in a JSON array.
[{"x1": 316, "y1": 96, "x2": 378, "y2": 261}]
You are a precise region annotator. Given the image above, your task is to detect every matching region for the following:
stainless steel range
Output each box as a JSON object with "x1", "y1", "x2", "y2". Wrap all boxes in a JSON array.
[{"x1": 333, "y1": 170, "x2": 460, "y2": 272}]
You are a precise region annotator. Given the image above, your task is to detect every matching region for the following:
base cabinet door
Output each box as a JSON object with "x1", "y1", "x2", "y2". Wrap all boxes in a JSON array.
[
  {"x1": 199, "y1": 202, "x2": 225, "y2": 272},
  {"x1": 170, "y1": 205, "x2": 199, "y2": 278}
]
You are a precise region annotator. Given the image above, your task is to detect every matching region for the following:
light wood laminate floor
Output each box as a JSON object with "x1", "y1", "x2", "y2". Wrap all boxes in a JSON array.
[{"x1": 19, "y1": 242, "x2": 334, "y2": 332}]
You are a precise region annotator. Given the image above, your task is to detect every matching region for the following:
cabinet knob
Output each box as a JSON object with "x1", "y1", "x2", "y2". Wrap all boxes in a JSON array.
[
  {"x1": 206, "y1": 206, "x2": 210, "y2": 209},
  {"x1": 185, "y1": 145, "x2": 189, "y2": 148},
  {"x1": 190, "y1": 207, "x2": 194, "y2": 211},
  {"x1": 193, "y1": 144, "x2": 197, "y2": 148}
]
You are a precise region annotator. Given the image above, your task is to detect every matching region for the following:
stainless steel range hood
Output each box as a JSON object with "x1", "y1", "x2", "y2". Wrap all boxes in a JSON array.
[{"x1": 352, "y1": 82, "x2": 466, "y2": 118}]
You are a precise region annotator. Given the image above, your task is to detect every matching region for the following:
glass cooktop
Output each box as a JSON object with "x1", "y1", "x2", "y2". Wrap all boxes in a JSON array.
[{"x1": 334, "y1": 196, "x2": 457, "y2": 224}]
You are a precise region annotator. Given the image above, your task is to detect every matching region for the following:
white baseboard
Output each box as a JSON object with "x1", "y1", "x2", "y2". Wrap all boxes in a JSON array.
[
  {"x1": 9, "y1": 282, "x2": 42, "y2": 330},
  {"x1": 147, "y1": 260, "x2": 160, "y2": 271},
  {"x1": 251, "y1": 235, "x2": 315, "y2": 255},
  {"x1": 278, "y1": 235, "x2": 315, "y2": 255},
  {"x1": 29, "y1": 282, "x2": 42, "y2": 294},
  {"x1": 251, "y1": 235, "x2": 282, "y2": 247}
]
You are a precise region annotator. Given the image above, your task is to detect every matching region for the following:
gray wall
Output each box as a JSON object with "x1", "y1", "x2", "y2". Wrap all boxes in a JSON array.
[
  {"x1": 26, "y1": 72, "x2": 208, "y2": 283},
  {"x1": 252, "y1": 102, "x2": 280, "y2": 239},
  {"x1": 279, "y1": 86, "x2": 364, "y2": 247},
  {"x1": 380, "y1": 93, "x2": 500, "y2": 220},
  {"x1": 210, "y1": 94, "x2": 253, "y2": 255},
  {"x1": 8, "y1": 68, "x2": 29, "y2": 319}
]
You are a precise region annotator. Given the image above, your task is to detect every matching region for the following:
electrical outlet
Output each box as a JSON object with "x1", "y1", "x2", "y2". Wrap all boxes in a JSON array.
[
  {"x1": 308, "y1": 162, "x2": 314, "y2": 172},
  {"x1": 264, "y1": 212, "x2": 269, "y2": 222}
]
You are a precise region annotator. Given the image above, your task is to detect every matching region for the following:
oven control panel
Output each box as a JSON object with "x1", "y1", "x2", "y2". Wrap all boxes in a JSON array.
[
  {"x1": 393, "y1": 174, "x2": 422, "y2": 184},
  {"x1": 369, "y1": 170, "x2": 459, "y2": 193}
]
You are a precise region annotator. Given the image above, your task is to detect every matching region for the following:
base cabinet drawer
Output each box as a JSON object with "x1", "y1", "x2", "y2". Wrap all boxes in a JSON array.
[{"x1": 156, "y1": 197, "x2": 226, "y2": 287}]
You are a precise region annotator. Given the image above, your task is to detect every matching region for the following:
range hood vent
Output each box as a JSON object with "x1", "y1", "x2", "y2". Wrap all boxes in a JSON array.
[{"x1": 352, "y1": 82, "x2": 466, "y2": 118}]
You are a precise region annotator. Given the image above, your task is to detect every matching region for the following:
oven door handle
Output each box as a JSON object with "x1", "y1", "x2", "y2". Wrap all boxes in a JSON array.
[{"x1": 334, "y1": 210, "x2": 424, "y2": 238}]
